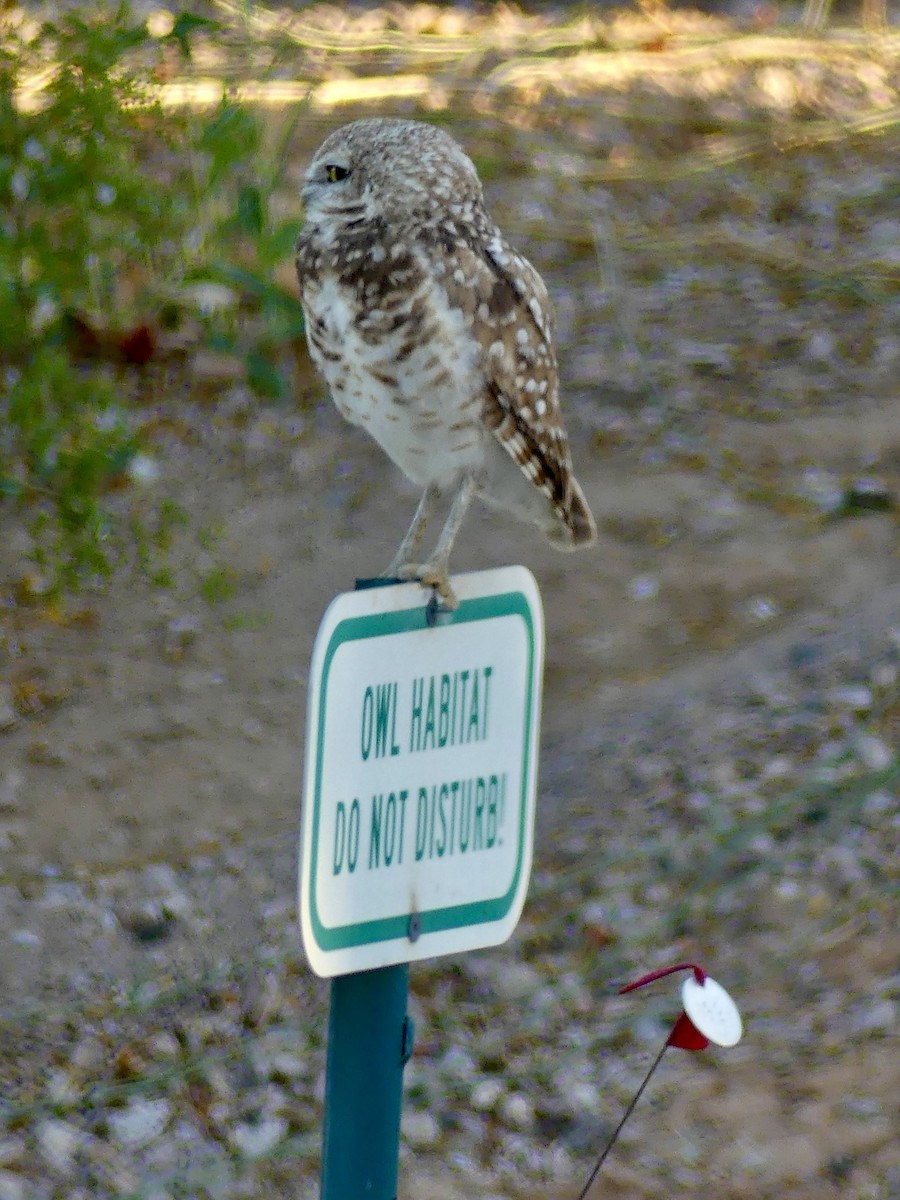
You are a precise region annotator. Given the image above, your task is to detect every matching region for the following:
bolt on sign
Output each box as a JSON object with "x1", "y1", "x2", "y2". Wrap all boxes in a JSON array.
[{"x1": 299, "y1": 567, "x2": 545, "y2": 977}]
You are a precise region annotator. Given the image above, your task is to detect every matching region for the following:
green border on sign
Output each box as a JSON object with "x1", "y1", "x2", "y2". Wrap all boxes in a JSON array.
[{"x1": 308, "y1": 591, "x2": 536, "y2": 952}]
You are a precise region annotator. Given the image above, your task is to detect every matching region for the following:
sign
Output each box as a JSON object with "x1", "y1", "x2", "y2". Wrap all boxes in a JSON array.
[{"x1": 299, "y1": 566, "x2": 544, "y2": 978}]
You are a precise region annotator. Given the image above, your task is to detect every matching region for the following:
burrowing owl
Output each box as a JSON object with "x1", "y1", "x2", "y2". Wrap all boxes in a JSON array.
[{"x1": 295, "y1": 118, "x2": 595, "y2": 607}]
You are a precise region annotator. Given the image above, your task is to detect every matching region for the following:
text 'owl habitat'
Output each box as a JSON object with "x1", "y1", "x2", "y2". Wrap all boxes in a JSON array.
[
  {"x1": 360, "y1": 667, "x2": 493, "y2": 760},
  {"x1": 332, "y1": 665, "x2": 506, "y2": 876}
]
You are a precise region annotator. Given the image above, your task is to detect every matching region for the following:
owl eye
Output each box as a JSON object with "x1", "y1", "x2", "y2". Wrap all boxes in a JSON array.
[{"x1": 324, "y1": 164, "x2": 350, "y2": 183}]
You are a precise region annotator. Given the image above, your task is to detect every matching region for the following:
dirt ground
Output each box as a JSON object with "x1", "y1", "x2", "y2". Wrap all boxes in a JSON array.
[
  {"x1": 2, "y1": 366, "x2": 897, "y2": 1199},
  {"x1": 1, "y1": 13, "x2": 899, "y2": 1197},
  {"x1": 1, "y1": 391, "x2": 897, "y2": 876}
]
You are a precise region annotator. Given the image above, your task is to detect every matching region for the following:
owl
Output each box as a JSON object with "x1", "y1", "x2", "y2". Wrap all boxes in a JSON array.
[{"x1": 296, "y1": 118, "x2": 595, "y2": 607}]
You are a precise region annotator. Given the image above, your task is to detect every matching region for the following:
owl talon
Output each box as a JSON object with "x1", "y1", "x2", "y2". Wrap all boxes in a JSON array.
[
  {"x1": 392, "y1": 563, "x2": 458, "y2": 611},
  {"x1": 419, "y1": 568, "x2": 458, "y2": 610}
]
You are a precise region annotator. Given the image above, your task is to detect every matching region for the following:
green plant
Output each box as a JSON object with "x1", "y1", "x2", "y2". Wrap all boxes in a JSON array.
[
  {"x1": 0, "y1": 5, "x2": 306, "y2": 595},
  {"x1": 0, "y1": 8, "x2": 176, "y2": 590},
  {"x1": 184, "y1": 97, "x2": 307, "y2": 399}
]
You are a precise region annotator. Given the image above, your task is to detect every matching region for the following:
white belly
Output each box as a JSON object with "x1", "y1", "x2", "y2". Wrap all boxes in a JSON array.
[{"x1": 303, "y1": 275, "x2": 486, "y2": 492}]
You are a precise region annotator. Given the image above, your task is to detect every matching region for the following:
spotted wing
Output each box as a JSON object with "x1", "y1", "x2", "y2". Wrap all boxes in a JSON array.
[{"x1": 435, "y1": 230, "x2": 576, "y2": 520}]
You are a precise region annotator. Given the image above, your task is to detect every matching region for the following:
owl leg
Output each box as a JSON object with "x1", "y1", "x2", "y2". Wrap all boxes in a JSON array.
[
  {"x1": 384, "y1": 483, "x2": 440, "y2": 578},
  {"x1": 396, "y1": 473, "x2": 477, "y2": 610}
]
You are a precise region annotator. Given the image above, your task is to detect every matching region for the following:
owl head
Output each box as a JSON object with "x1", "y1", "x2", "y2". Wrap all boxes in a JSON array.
[{"x1": 300, "y1": 118, "x2": 484, "y2": 229}]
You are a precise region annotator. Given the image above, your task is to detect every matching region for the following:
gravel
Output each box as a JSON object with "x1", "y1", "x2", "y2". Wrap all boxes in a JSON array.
[{"x1": 0, "y1": 611, "x2": 896, "y2": 1200}]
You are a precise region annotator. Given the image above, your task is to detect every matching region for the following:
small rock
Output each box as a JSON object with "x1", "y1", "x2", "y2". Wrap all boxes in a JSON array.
[
  {"x1": 0, "y1": 1171, "x2": 26, "y2": 1200},
  {"x1": 184, "y1": 282, "x2": 238, "y2": 314},
  {"x1": 627, "y1": 574, "x2": 659, "y2": 601},
  {"x1": 126, "y1": 453, "x2": 159, "y2": 484},
  {"x1": 499, "y1": 1130, "x2": 542, "y2": 1172},
  {"x1": 829, "y1": 685, "x2": 873, "y2": 712},
  {"x1": 163, "y1": 615, "x2": 202, "y2": 662},
  {"x1": 582, "y1": 900, "x2": 617, "y2": 948},
  {"x1": 863, "y1": 790, "x2": 894, "y2": 816},
  {"x1": 0, "y1": 771, "x2": 23, "y2": 813},
  {"x1": 25, "y1": 739, "x2": 71, "y2": 766},
  {"x1": 849, "y1": 998, "x2": 896, "y2": 1034},
  {"x1": 401, "y1": 1110, "x2": 440, "y2": 1149},
  {"x1": 761, "y1": 755, "x2": 794, "y2": 782},
  {"x1": 147, "y1": 1031, "x2": 181, "y2": 1059},
  {"x1": 191, "y1": 349, "x2": 244, "y2": 382},
  {"x1": 0, "y1": 1140, "x2": 25, "y2": 1169},
  {"x1": 10, "y1": 930, "x2": 40, "y2": 949},
  {"x1": 471, "y1": 1079, "x2": 504, "y2": 1112},
  {"x1": 116, "y1": 900, "x2": 174, "y2": 943},
  {"x1": 108, "y1": 1098, "x2": 171, "y2": 1148},
  {"x1": 821, "y1": 846, "x2": 864, "y2": 887},
  {"x1": 806, "y1": 328, "x2": 835, "y2": 363},
  {"x1": 0, "y1": 689, "x2": 18, "y2": 733},
  {"x1": 241, "y1": 717, "x2": 265, "y2": 743},
  {"x1": 500, "y1": 1092, "x2": 534, "y2": 1130},
  {"x1": 37, "y1": 1118, "x2": 81, "y2": 1173},
  {"x1": 46, "y1": 1069, "x2": 80, "y2": 1105},
  {"x1": 797, "y1": 467, "x2": 842, "y2": 515},
  {"x1": 38, "y1": 882, "x2": 85, "y2": 911},
  {"x1": 565, "y1": 1080, "x2": 602, "y2": 1114},
  {"x1": 230, "y1": 1116, "x2": 288, "y2": 1159},
  {"x1": 492, "y1": 962, "x2": 542, "y2": 1002},
  {"x1": 872, "y1": 662, "x2": 897, "y2": 690},
  {"x1": 677, "y1": 339, "x2": 735, "y2": 376},
  {"x1": 855, "y1": 733, "x2": 892, "y2": 771},
  {"x1": 746, "y1": 595, "x2": 779, "y2": 623},
  {"x1": 267, "y1": 1051, "x2": 306, "y2": 1082},
  {"x1": 440, "y1": 1046, "x2": 476, "y2": 1083},
  {"x1": 840, "y1": 477, "x2": 894, "y2": 515},
  {"x1": 85, "y1": 763, "x2": 113, "y2": 791}
]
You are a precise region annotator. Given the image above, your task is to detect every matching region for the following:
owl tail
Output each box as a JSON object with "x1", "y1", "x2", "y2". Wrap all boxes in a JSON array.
[
  {"x1": 566, "y1": 478, "x2": 597, "y2": 548},
  {"x1": 547, "y1": 477, "x2": 596, "y2": 551}
]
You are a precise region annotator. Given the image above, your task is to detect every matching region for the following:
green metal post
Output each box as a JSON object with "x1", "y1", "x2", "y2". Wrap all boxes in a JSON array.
[
  {"x1": 318, "y1": 579, "x2": 415, "y2": 1197},
  {"x1": 320, "y1": 963, "x2": 412, "y2": 1199}
]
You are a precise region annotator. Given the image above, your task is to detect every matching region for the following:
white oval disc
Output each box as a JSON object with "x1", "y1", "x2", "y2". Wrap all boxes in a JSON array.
[{"x1": 681, "y1": 976, "x2": 743, "y2": 1047}]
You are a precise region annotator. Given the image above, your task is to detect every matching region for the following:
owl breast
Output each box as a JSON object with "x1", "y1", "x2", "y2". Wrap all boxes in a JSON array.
[{"x1": 300, "y1": 266, "x2": 486, "y2": 492}]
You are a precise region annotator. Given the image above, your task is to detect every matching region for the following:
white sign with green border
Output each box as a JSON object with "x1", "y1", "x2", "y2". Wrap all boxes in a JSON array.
[{"x1": 299, "y1": 566, "x2": 544, "y2": 978}]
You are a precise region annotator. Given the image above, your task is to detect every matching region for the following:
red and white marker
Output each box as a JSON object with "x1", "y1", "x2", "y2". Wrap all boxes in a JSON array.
[
  {"x1": 574, "y1": 962, "x2": 743, "y2": 1200},
  {"x1": 680, "y1": 973, "x2": 743, "y2": 1048}
]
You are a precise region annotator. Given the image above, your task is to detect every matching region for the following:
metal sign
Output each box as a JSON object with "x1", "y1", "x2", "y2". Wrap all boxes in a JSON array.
[{"x1": 299, "y1": 566, "x2": 544, "y2": 978}]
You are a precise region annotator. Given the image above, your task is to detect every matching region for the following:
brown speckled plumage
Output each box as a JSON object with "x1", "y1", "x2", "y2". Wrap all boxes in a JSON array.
[{"x1": 295, "y1": 118, "x2": 595, "y2": 603}]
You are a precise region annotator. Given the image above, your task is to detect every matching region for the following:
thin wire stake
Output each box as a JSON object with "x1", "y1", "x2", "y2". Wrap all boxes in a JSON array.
[{"x1": 573, "y1": 1041, "x2": 669, "y2": 1200}]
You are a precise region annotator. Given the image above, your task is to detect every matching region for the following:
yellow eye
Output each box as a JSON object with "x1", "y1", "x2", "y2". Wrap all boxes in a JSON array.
[{"x1": 325, "y1": 164, "x2": 350, "y2": 183}]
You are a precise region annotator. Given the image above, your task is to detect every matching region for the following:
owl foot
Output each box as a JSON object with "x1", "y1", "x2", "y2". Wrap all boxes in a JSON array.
[{"x1": 392, "y1": 562, "x2": 459, "y2": 611}]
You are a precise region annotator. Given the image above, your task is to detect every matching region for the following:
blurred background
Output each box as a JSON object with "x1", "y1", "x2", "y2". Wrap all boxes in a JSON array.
[{"x1": 1, "y1": 4, "x2": 897, "y2": 1199}]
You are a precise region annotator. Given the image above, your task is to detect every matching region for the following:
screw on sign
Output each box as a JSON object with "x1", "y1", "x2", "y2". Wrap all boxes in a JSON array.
[{"x1": 575, "y1": 962, "x2": 744, "y2": 1200}]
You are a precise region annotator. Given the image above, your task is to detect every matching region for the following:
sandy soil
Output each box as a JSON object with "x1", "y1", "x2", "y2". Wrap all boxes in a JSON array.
[
  {"x1": 1, "y1": 380, "x2": 897, "y2": 1198},
  {"x1": 0, "y1": 392, "x2": 897, "y2": 873}
]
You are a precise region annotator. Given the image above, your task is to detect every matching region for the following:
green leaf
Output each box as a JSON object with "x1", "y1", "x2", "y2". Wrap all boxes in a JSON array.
[
  {"x1": 200, "y1": 565, "x2": 237, "y2": 605},
  {"x1": 236, "y1": 185, "x2": 264, "y2": 237},
  {"x1": 0, "y1": 477, "x2": 23, "y2": 499},
  {"x1": 246, "y1": 351, "x2": 287, "y2": 399},
  {"x1": 169, "y1": 12, "x2": 220, "y2": 59},
  {"x1": 258, "y1": 219, "x2": 301, "y2": 269},
  {"x1": 199, "y1": 104, "x2": 261, "y2": 186},
  {"x1": 206, "y1": 329, "x2": 238, "y2": 353}
]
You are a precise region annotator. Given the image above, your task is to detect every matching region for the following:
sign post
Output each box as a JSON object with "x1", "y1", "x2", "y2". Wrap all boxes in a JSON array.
[
  {"x1": 300, "y1": 567, "x2": 544, "y2": 1198},
  {"x1": 321, "y1": 964, "x2": 411, "y2": 1199}
]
